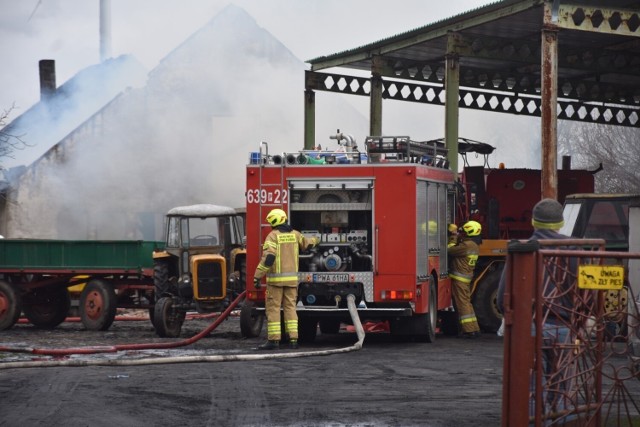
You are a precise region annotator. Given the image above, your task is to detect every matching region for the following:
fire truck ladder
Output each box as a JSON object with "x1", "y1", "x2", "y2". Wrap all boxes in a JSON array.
[{"x1": 257, "y1": 142, "x2": 286, "y2": 244}]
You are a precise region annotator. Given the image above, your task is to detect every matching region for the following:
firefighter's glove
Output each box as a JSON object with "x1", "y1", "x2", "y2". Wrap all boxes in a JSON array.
[{"x1": 253, "y1": 277, "x2": 261, "y2": 289}]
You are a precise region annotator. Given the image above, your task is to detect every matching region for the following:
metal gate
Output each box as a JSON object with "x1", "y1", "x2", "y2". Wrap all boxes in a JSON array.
[{"x1": 502, "y1": 239, "x2": 640, "y2": 426}]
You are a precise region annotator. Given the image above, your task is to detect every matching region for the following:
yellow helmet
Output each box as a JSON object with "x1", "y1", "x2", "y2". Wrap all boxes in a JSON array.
[
  {"x1": 462, "y1": 220, "x2": 482, "y2": 237},
  {"x1": 266, "y1": 208, "x2": 287, "y2": 227}
]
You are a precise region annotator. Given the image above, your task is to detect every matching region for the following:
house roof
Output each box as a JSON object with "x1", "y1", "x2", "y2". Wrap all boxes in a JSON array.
[{"x1": 1, "y1": 54, "x2": 147, "y2": 169}]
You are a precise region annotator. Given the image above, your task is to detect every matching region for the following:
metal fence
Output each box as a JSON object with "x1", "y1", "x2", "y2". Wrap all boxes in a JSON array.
[{"x1": 501, "y1": 239, "x2": 640, "y2": 426}]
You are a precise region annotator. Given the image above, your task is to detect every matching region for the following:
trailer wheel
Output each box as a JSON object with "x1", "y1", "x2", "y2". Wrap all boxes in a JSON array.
[
  {"x1": 80, "y1": 279, "x2": 117, "y2": 331},
  {"x1": 153, "y1": 296, "x2": 185, "y2": 337},
  {"x1": 472, "y1": 263, "x2": 504, "y2": 333},
  {"x1": 0, "y1": 280, "x2": 21, "y2": 330},
  {"x1": 298, "y1": 317, "x2": 318, "y2": 343},
  {"x1": 240, "y1": 299, "x2": 264, "y2": 338},
  {"x1": 22, "y1": 287, "x2": 70, "y2": 329}
]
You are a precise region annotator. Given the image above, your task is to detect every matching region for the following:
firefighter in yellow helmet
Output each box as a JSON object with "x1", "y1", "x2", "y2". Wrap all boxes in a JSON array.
[
  {"x1": 447, "y1": 220, "x2": 482, "y2": 338},
  {"x1": 253, "y1": 208, "x2": 319, "y2": 350}
]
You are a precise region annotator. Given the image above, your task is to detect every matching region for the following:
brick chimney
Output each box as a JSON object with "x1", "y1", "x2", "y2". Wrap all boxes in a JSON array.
[{"x1": 39, "y1": 59, "x2": 56, "y2": 101}]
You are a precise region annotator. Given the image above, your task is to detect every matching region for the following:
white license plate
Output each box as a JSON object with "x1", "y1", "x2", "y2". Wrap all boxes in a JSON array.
[{"x1": 312, "y1": 273, "x2": 349, "y2": 282}]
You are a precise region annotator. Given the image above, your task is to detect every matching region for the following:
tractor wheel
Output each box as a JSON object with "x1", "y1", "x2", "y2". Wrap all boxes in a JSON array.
[
  {"x1": 22, "y1": 286, "x2": 70, "y2": 329},
  {"x1": 240, "y1": 299, "x2": 264, "y2": 338},
  {"x1": 80, "y1": 279, "x2": 117, "y2": 331},
  {"x1": 298, "y1": 317, "x2": 318, "y2": 343},
  {"x1": 472, "y1": 263, "x2": 504, "y2": 333},
  {"x1": 153, "y1": 260, "x2": 170, "y2": 300},
  {"x1": 153, "y1": 296, "x2": 185, "y2": 338},
  {"x1": 0, "y1": 280, "x2": 21, "y2": 330}
]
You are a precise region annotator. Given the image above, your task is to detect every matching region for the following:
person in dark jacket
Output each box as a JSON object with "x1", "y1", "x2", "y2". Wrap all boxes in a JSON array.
[
  {"x1": 448, "y1": 220, "x2": 482, "y2": 339},
  {"x1": 497, "y1": 198, "x2": 574, "y2": 315},
  {"x1": 253, "y1": 208, "x2": 319, "y2": 350},
  {"x1": 497, "y1": 198, "x2": 576, "y2": 419}
]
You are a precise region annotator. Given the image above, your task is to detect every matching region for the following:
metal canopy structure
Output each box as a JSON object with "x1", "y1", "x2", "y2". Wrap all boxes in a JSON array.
[{"x1": 303, "y1": 0, "x2": 640, "y2": 199}]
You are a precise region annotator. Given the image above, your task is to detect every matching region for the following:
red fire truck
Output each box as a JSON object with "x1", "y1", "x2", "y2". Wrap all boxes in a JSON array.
[
  {"x1": 240, "y1": 134, "x2": 600, "y2": 340},
  {"x1": 242, "y1": 135, "x2": 459, "y2": 343}
]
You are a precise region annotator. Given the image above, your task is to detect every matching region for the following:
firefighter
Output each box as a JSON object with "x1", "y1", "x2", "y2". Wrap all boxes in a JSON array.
[
  {"x1": 253, "y1": 208, "x2": 319, "y2": 350},
  {"x1": 448, "y1": 220, "x2": 482, "y2": 339}
]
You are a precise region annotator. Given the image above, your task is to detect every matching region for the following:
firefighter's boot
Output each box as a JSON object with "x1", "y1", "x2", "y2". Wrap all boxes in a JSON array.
[
  {"x1": 288, "y1": 339, "x2": 298, "y2": 349},
  {"x1": 257, "y1": 340, "x2": 280, "y2": 350}
]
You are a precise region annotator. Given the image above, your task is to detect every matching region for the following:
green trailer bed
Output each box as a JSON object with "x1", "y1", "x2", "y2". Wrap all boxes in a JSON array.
[
  {"x1": 0, "y1": 239, "x2": 165, "y2": 331},
  {"x1": 0, "y1": 239, "x2": 163, "y2": 273}
]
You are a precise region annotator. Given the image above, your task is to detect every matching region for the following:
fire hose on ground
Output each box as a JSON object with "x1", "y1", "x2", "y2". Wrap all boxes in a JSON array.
[{"x1": 0, "y1": 293, "x2": 365, "y2": 369}]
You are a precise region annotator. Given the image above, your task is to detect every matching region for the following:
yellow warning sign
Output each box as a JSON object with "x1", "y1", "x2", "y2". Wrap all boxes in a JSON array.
[{"x1": 578, "y1": 265, "x2": 624, "y2": 290}]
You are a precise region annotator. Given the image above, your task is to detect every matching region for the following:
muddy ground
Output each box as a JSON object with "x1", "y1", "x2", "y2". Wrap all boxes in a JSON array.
[{"x1": 0, "y1": 312, "x2": 504, "y2": 427}]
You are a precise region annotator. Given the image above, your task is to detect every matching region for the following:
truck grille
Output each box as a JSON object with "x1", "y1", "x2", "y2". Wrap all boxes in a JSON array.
[{"x1": 193, "y1": 257, "x2": 225, "y2": 299}]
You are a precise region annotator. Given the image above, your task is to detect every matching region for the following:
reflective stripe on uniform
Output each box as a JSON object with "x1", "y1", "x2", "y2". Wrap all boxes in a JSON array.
[
  {"x1": 285, "y1": 319, "x2": 298, "y2": 334},
  {"x1": 267, "y1": 321, "x2": 281, "y2": 339},
  {"x1": 460, "y1": 314, "x2": 478, "y2": 324},
  {"x1": 450, "y1": 272, "x2": 473, "y2": 283}
]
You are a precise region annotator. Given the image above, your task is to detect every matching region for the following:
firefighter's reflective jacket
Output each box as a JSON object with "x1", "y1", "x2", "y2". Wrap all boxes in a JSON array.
[
  {"x1": 447, "y1": 238, "x2": 479, "y2": 284},
  {"x1": 254, "y1": 224, "x2": 319, "y2": 287}
]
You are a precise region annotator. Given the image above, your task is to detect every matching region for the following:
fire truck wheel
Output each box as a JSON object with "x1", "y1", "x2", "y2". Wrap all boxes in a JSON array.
[
  {"x1": 472, "y1": 264, "x2": 504, "y2": 333},
  {"x1": 153, "y1": 296, "x2": 185, "y2": 338},
  {"x1": 319, "y1": 319, "x2": 341, "y2": 334},
  {"x1": 22, "y1": 286, "x2": 71, "y2": 329},
  {"x1": 389, "y1": 279, "x2": 436, "y2": 343},
  {"x1": 79, "y1": 279, "x2": 117, "y2": 331},
  {"x1": 438, "y1": 311, "x2": 459, "y2": 336},
  {"x1": 0, "y1": 280, "x2": 22, "y2": 330},
  {"x1": 240, "y1": 300, "x2": 264, "y2": 338},
  {"x1": 298, "y1": 317, "x2": 318, "y2": 343}
]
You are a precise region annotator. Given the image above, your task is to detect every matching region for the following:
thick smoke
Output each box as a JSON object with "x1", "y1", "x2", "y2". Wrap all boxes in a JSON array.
[{"x1": 6, "y1": 5, "x2": 367, "y2": 240}]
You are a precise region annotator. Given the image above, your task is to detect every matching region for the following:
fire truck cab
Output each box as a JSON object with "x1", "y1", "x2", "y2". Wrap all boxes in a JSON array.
[{"x1": 242, "y1": 134, "x2": 459, "y2": 343}]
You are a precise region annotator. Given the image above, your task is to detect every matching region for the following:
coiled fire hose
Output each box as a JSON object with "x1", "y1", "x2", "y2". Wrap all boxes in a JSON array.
[{"x1": 0, "y1": 294, "x2": 365, "y2": 369}]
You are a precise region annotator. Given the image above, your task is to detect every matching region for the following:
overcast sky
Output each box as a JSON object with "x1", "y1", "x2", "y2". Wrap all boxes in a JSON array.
[{"x1": 1, "y1": 0, "x2": 493, "y2": 115}]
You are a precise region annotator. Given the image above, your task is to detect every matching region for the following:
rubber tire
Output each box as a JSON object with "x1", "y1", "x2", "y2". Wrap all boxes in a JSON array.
[
  {"x1": 439, "y1": 310, "x2": 459, "y2": 336},
  {"x1": 389, "y1": 278, "x2": 436, "y2": 343},
  {"x1": 319, "y1": 319, "x2": 341, "y2": 334},
  {"x1": 153, "y1": 260, "x2": 170, "y2": 301},
  {"x1": 472, "y1": 264, "x2": 504, "y2": 333},
  {"x1": 80, "y1": 279, "x2": 117, "y2": 331},
  {"x1": 298, "y1": 317, "x2": 318, "y2": 343},
  {"x1": 153, "y1": 296, "x2": 185, "y2": 338},
  {"x1": 22, "y1": 287, "x2": 70, "y2": 329},
  {"x1": 0, "y1": 280, "x2": 21, "y2": 330},
  {"x1": 418, "y1": 279, "x2": 437, "y2": 343},
  {"x1": 240, "y1": 299, "x2": 264, "y2": 338}
]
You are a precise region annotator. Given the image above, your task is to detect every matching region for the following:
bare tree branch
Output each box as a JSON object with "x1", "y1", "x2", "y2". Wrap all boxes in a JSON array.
[
  {"x1": 559, "y1": 122, "x2": 640, "y2": 193},
  {"x1": 0, "y1": 104, "x2": 32, "y2": 170}
]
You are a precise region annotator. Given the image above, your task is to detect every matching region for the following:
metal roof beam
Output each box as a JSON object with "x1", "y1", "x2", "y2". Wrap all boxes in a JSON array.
[
  {"x1": 556, "y1": 4, "x2": 640, "y2": 37},
  {"x1": 308, "y1": 0, "x2": 544, "y2": 71}
]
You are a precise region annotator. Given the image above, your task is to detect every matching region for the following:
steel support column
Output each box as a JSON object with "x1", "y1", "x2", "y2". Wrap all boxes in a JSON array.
[
  {"x1": 541, "y1": 4, "x2": 559, "y2": 200},
  {"x1": 370, "y1": 56, "x2": 383, "y2": 137},
  {"x1": 501, "y1": 240, "x2": 538, "y2": 427},
  {"x1": 304, "y1": 86, "x2": 315, "y2": 150},
  {"x1": 445, "y1": 32, "x2": 461, "y2": 178}
]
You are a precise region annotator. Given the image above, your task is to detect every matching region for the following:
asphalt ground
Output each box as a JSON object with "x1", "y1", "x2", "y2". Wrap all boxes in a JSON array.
[{"x1": 0, "y1": 314, "x2": 504, "y2": 427}]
